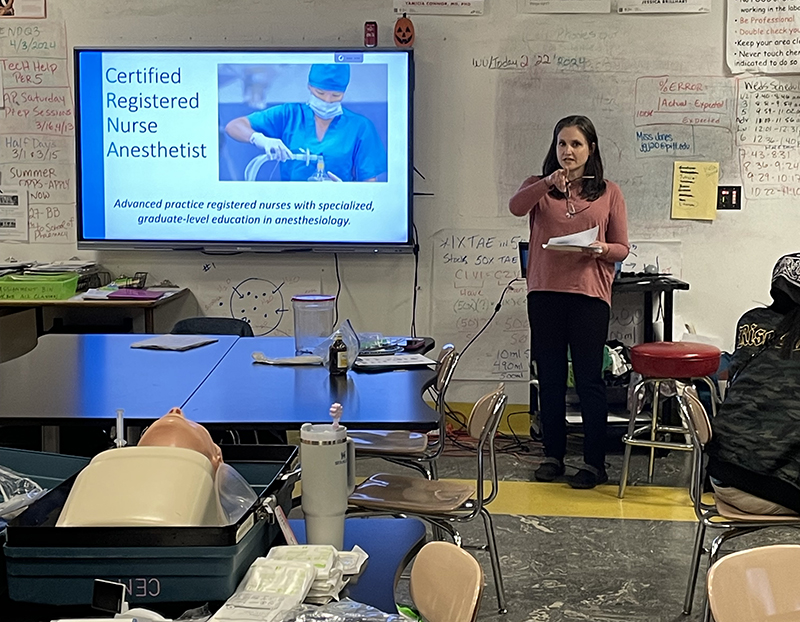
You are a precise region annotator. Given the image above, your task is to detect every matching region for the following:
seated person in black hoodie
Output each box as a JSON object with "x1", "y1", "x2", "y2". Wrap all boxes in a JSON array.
[{"x1": 706, "y1": 252, "x2": 800, "y2": 515}]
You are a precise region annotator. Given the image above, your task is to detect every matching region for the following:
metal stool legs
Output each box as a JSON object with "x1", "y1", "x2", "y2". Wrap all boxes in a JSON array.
[{"x1": 618, "y1": 377, "x2": 709, "y2": 498}]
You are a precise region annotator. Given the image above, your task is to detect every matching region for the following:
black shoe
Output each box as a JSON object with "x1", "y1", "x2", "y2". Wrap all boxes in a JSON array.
[
  {"x1": 534, "y1": 460, "x2": 565, "y2": 482},
  {"x1": 568, "y1": 467, "x2": 609, "y2": 489}
]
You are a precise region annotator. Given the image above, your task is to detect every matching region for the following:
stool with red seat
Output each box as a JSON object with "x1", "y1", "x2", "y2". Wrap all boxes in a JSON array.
[{"x1": 618, "y1": 341, "x2": 721, "y2": 499}]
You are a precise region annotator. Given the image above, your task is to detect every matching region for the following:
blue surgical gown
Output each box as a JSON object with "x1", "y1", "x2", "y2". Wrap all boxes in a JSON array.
[{"x1": 247, "y1": 104, "x2": 387, "y2": 182}]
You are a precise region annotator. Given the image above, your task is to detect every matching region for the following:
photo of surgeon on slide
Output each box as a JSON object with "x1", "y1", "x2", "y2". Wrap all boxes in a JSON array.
[{"x1": 219, "y1": 63, "x2": 388, "y2": 182}]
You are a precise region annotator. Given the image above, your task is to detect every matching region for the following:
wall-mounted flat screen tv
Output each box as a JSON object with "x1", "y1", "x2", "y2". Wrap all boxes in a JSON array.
[{"x1": 74, "y1": 48, "x2": 414, "y2": 253}]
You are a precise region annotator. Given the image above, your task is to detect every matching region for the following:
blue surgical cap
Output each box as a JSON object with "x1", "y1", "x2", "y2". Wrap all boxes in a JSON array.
[{"x1": 308, "y1": 64, "x2": 350, "y2": 92}]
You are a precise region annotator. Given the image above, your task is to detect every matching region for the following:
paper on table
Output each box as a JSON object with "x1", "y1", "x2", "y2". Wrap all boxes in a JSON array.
[
  {"x1": 354, "y1": 353, "x2": 437, "y2": 368},
  {"x1": 131, "y1": 335, "x2": 218, "y2": 351},
  {"x1": 81, "y1": 288, "x2": 113, "y2": 300},
  {"x1": 542, "y1": 225, "x2": 600, "y2": 252},
  {"x1": 252, "y1": 352, "x2": 323, "y2": 365}
]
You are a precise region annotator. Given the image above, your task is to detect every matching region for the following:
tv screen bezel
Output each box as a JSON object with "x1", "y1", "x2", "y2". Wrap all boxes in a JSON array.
[{"x1": 73, "y1": 46, "x2": 415, "y2": 254}]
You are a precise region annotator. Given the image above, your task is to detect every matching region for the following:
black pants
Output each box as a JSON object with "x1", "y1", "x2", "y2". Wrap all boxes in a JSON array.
[{"x1": 528, "y1": 291, "x2": 610, "y2": 470}]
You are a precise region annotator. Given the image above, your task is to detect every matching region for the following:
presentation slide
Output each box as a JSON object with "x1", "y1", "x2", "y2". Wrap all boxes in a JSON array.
[{"x1": 75, "y1": 49, "x2": 412, "y2": 248}]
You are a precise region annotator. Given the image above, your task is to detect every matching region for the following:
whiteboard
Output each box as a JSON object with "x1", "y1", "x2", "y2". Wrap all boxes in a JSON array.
[
  {"x1": 1, "y1": 0, "x2": 799, "y2": 402},
  {"x1": 430, "y1": 228, "x2": 529, "y2": 381},
  {"x1": 431, "y1": 230, "x2": 683, "y2": 380}
]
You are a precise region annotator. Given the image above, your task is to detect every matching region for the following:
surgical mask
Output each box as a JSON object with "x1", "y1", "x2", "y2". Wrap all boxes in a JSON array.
[{"x1": 307, "y1": 94, "x2": 343, "y2": 120}]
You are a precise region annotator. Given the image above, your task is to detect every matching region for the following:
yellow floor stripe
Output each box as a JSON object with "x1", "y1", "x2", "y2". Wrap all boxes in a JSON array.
[{"x1": 451, "y1": 479, "x2": 697, "y2": 522}]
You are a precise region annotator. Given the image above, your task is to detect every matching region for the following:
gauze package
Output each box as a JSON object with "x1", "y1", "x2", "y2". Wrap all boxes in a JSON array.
[
  {"x1": 266, "y1": 545, "x2": 348, "y2": 605},
  {"x1": 337, "y1": 546, "x2": 369, "y2": 576},
  {"x1": 266, "y1": 545, "x2": 338, "y2": 578},
  {"x1": 210, "y1": 559, "x2": 316, "y2": 622},
  {"x1": 241, "y1": 559, "x2": 316, "y2": 596}
]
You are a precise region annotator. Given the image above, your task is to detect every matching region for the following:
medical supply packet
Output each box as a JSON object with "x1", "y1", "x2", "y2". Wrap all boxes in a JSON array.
[
  {"x1": 337, "y1": 545, "x2": 369, "y2": 575},
  {"x1": 266, "y1": 545, "x2": 349, "y2": 605},
  {"x1": 210, "y1": 559, "x2": 316, "y2": 622},
  {"x1": 266, "y1": 545, "x2": 338, "y2": 578}
]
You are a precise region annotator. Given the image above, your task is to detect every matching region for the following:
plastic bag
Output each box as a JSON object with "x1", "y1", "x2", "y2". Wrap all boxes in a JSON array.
[
  {"x1": 275, "y1": 598, "x2": 405, "y2": 622},
  {"x1": 312, "y1": 319, "x2": 360, "y2": 372},
  {"x1": 175, "y1": 603, "x2": 213, "y2": 622},
  {"x1": 216, "y1": 463, "x2": 259, "y2": 525},
  {"x1": 0, "y1": 465, "x2": 45, "y2": 520}
]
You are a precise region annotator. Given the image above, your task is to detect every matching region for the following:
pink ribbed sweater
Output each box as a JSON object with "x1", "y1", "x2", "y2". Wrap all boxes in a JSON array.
[{"x1": 509, "y1": 176, "x2": 629, "y2": 306}]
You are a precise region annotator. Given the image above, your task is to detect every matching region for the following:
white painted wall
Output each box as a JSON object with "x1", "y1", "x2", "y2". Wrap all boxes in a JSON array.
[{"x1": 1, "y1": 0, "x2": 798, "y2": 406}]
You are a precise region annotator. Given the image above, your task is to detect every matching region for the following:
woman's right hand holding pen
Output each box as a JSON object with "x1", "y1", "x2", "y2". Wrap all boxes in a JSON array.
[{"x1": 546, "y1": 168, "x2": 569, "y2": 193}]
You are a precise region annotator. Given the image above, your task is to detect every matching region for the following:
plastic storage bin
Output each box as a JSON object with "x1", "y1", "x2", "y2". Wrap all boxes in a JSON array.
[
  {"x1": 3, "y1": 444, "x2": 297, "y2": 606},
  {"x1": 0, "y1": 273, "x2": 79, "y2": 300},
  {"x1": 0, "y1": 448, "x2": 90, "y2": 597}
]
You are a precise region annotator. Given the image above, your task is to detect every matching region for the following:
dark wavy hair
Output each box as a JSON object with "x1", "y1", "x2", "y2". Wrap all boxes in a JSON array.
[{"x1": 542, "y1": 115, "x2": 607, "y2": 202}]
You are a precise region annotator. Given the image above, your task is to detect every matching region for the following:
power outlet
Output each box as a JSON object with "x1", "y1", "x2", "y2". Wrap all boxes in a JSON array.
[{"x1": 717, "y1": 186, "x2": 742, "y2": 210}]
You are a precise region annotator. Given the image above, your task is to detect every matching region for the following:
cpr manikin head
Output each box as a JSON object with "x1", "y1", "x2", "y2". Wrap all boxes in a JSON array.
[{"x1": 138, "y1": 407, "x2": 223, "y2": 472}]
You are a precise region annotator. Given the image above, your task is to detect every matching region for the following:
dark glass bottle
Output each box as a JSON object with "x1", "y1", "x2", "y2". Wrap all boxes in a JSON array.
[{"x1": 328, "y1": 332, "x2": 348, "y2": 376}]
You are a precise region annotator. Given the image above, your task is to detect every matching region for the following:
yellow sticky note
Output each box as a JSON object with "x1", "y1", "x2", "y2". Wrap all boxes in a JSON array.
[{"x1": 671, "y1": 161, "x2": 719, "y2": 221}]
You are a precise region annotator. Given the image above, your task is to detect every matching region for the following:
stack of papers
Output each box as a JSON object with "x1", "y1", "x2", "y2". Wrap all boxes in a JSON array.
[
  {"x1": 107, "y1": 288, "x2": 164, "y2": 300},
  {"x1": 26, "y1": 259, "x2": 97, "y2": 273},
  {"x1": 0, "y1": 260, "x2": 33, "y2": 271},
  {"x1": 354, "y1": 353, "x2": 436, "y2": 369},
  {"x1": 81, "y1": 287, "x2": 116, "y2": 300},
  {"x1": 542, "y1": 226, "x2": 601, "y2": 253},
  {"x1": 131, "y1": 335, "x2": 218, "y2": 351}
]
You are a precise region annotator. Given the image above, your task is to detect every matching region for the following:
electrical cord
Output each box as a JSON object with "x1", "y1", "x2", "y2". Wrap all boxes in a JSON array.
[
  {"x1": 410, "y1": 223, "x2": 420, "y2": 338},
  {"x1": 460, "y1": 277, "x2": 526, "y2": 358},
  {"x1": 333, "y1": 253, "x2": 342, "y2": 326}
]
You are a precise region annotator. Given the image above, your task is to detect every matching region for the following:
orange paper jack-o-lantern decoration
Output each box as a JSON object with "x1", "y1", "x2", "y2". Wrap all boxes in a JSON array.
[
  {"x1": 0, "y1": 0, "x2": 15, "y2": 17},
  {"x1": 394, "y1": 14, "x2": 415, "y2": 48}
]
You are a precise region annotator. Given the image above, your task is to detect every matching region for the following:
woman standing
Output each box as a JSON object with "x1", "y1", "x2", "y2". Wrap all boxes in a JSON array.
[{"x1": 509, "y1": 116, "x2": 629, "y2": 489}]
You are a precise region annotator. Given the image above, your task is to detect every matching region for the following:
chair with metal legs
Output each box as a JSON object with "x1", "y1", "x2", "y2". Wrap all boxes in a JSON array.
[
  {"x1": 676, "y1": 384, "x2": 800, "y2": 620},
  {"x1": 348, "y1": 384, "x2": 509, "y2": 614},
  {"x1": 706, "y1": 544, "x2": 800, "y2": 622},
  {"x1": 347, "y1": 344, "x2": 459, "y2": 479},
  {"x1": 409, "y1": 541, "x2": 484, "y2": 622}
]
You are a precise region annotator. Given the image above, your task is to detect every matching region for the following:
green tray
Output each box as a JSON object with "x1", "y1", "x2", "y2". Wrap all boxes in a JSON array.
[{"x1": 0, "y1": 273, "x2": 79, "y2": 300}]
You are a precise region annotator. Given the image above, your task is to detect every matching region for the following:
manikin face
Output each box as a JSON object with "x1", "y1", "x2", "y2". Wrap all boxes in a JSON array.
[
  {"x1": 138, "y1": 407, "x2": 223, "y2": 472},
  {"x1": 556, "y1": 126, "x2": 593, "y2": 178}
]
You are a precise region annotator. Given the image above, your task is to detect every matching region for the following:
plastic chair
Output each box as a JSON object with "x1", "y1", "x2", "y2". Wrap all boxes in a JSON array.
[
  {"x1": 171, "y1": 317, "x2": 254, "y2": 337},
  {"x1": 409, "y1": 541, "x2": 484, "y2": 622},
  {"x1": 347, "y1": 344, "x2": 459, "y2": 479},
  {"x1": 618, "y1": 341, "x2": 721, "y2": 498},
  {"x1": 677, "y1": 385, "x2": 800, "y2": 620},
  {"x1": 707, "y1": 544, "x2": 800, "y2": 622},
  {"x1": 348, "y1": 384, "x2": 508, "y2": 614}
]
